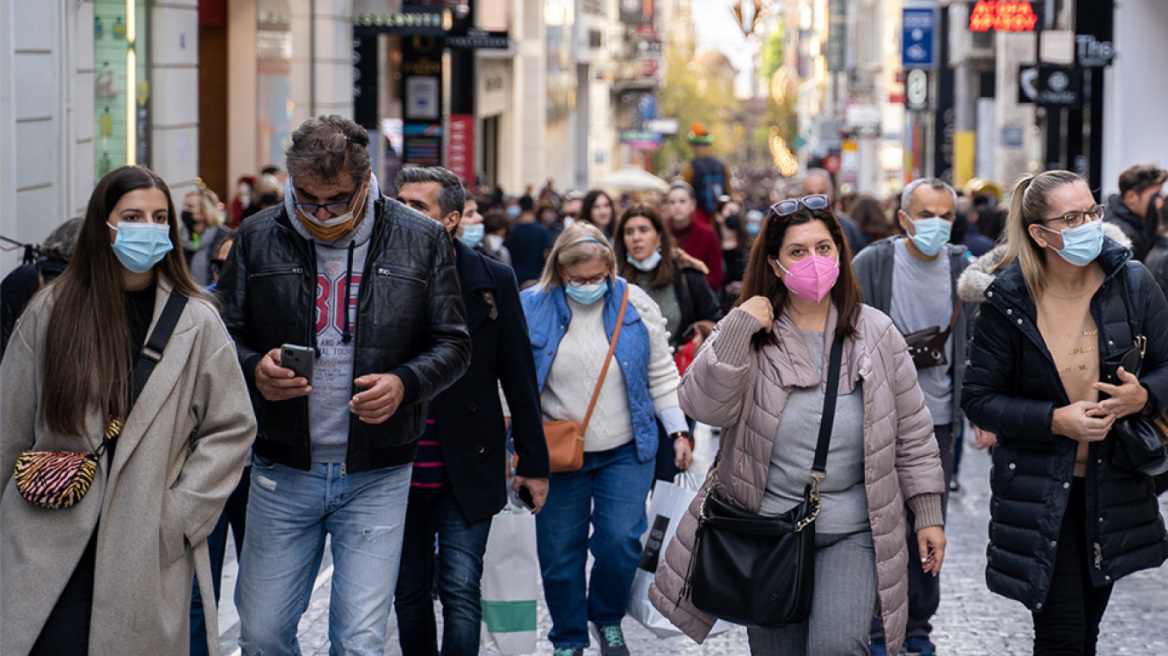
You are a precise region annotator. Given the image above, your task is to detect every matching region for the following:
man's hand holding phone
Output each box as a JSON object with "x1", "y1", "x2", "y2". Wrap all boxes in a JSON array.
[
  {"x1": 255, "y1": 347, "x2": 312, "y2": 401},
  {"x1": 511, "y1": 476, "x2": 548, "y2": 514}
]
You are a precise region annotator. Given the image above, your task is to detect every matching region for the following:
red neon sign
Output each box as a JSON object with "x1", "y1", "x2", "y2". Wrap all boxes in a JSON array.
[{"x1": 969, "y1": 0, "x2": 1040, "y2": 33}]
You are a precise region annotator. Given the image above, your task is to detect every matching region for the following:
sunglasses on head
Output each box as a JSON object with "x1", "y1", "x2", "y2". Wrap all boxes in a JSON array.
[{"x1": 770, "y1": 194, "x2": 831, "y2": 217}]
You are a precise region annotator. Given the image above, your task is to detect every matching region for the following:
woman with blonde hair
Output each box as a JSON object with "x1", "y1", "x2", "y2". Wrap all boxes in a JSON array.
[
  {"x1": 521, "y1": 222, "x2": 690, "y2": 656},
  {"x1": 962, "y1": 170, "x2": 1168, "y2": 654},
  {"x1": 181, "y1": 181, "x2": 226, "y2": 285}
]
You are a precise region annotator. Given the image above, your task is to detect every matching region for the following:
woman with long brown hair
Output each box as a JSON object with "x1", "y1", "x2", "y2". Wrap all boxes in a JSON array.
[
  {"x1": 613, "y1": 203, "x2": 720, "y2": 480},
  {"x1": 0, "y1": 165, "x2": 255, "y2": 655},
  {"x1": 649, "y1": 195, "x2": 946, "y2": 655}
]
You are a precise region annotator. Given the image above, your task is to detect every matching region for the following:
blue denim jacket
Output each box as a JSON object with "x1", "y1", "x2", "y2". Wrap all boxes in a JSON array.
[{"x1": 520, "y1": 277, "x2": 659, "y2": 462}]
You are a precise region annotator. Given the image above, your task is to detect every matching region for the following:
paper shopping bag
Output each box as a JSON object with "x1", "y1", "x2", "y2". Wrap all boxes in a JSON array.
[{"x1": 480, "y1": 508, "x2": 539, "y2": 655}]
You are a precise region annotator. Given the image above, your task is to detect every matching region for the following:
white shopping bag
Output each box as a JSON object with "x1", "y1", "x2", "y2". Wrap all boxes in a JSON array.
[
  {"x1": 480, "y1": 507, "x2": 540, "y2": 655},
  {"x1": 627, "y1": 479, "x2": 733, "y2": 638}
]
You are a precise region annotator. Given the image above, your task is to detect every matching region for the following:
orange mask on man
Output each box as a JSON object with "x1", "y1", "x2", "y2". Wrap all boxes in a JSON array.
[{"x1": 295, "y1": 175, "x2": 370, "y2": 242}]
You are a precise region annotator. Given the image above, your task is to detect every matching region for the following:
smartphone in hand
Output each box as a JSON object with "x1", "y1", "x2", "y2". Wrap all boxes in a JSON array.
[
  {"x1": 280, "y1": 344, "x2": 315, "y2": 384},
  {"x1": 510, "y1": 484, "x2": 535, "y2": 512}
]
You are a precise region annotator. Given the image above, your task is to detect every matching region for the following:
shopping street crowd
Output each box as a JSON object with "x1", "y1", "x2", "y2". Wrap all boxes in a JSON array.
[{"x1": 1, "y1": 114, "x2": 1167, "y2": 656}]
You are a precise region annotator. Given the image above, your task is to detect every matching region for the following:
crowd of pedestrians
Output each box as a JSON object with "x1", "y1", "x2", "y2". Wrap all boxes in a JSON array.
[{"x1": 0, "y1": 112, "x2": 1166, "y2": 656}]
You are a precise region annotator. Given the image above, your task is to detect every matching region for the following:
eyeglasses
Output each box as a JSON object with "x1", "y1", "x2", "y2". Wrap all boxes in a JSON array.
[
  {"x1": 1041, "y1": 205, "x2": 1105, "y2": 229},
  {"x1": 295, "y1": 185, "x2": 360, "y2": 217},
  {"x1": 770, "y1": 194, "x2": 832, "y2": 217},
  {"x1": 563, "y1": 273, "x2": 608, "y2": 287}
]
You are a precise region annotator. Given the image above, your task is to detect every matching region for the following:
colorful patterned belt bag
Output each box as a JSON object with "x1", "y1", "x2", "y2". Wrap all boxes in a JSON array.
[
  {"x1": 11, "y1": 291, "x2": 188, "y2": 509},
  {"x1": 15, "y1": 419, "x2": 124, "y2": 509}
]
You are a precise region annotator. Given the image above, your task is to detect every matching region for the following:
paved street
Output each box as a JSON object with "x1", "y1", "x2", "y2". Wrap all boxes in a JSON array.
[{"x1": 216, "y1": 433, "x2": 1168, "y2": 655}]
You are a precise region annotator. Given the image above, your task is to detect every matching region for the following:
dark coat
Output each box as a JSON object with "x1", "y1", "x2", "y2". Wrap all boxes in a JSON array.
[
  {"x1": 961, "y1": 238, "x2": 1168, "y2": 611},
  {"x1": 433, "y1": 241, "x2": 549, "y2": 523},
  {"x1": 0, "y1": 257, "x2": 67, "y2": 358},
  {"x1": 670, "y1": 266, "x2": 723, "y2": 345},
  {"x1": 1105, "y1": 194, "x2": 1155, "y2": 262},
  {"x1": 216, "y1": 198, "x2": 471, "y2": 473}
]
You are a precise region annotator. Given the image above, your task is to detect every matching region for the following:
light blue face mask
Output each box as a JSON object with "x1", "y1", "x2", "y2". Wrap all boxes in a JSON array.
[
  {"x1": 565, "y1": 280, "x2": 607, "y2": 305},
  {"x1": 107, "y1": 221, "x2": 173, "y2": 274},
  {"x1": 458, "y1": 224, "x2": 485, "y2": 248},
  {"x1": 1040, "y1": 219, "x2": 1104, "y2": 267},
  {"x1": 908, "y1": 217, "x2": 952, "y2": 256},
  {"x1": 506, "y1": 205, "x2": 521, "y2": 219}
]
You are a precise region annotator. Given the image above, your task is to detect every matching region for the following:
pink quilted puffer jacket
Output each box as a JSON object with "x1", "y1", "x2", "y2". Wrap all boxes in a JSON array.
[{"x1": 648, "y1": 304, "x2": 944, "y2": 656}]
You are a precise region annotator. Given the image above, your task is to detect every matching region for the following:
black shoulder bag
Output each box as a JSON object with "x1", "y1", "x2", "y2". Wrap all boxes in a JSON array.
[
  {"x1": 13, "y1": 291, "x2": 189, "y2": 509},
  {"x1": 682, "y1": 332, "x2": 844, "y2": 628},
  {"x1": 1104, "y1": 270, "x2": 1168, "y2": 476}
]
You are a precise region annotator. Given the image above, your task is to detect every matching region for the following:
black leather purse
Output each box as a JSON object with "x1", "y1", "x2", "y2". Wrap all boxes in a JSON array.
[
  {"x1": 1104, "y1": 271, "x2": 1168, "y2": 476},
  {"x1": 903, "y1": 300, "x2": 963, "y2": 370},
  {"x1": 682, "y1": 333, "x2": 844, "y2": 628}
]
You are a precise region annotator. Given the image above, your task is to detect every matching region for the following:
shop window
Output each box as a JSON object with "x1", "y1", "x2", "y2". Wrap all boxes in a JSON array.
[{"x1": 94, "y1": 0, "x2": 151, "y2": 179}]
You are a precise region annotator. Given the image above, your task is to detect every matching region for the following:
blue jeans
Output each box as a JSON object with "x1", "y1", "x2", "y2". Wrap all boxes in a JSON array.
[
  {"x1": 235, "y1": 456, "x2": 412, "y2": 656},
  {"x1": 536, "y1": 441, "x2": 653, "y2": 649},
  {"x1": 191, "y1": 468, "x2": 250, "y2": 656},
  {"x1": 394, "y1": 484, "x2": 493, "y2": 656}
]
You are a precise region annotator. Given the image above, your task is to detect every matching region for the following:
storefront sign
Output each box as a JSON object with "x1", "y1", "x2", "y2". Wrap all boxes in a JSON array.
[
  {"x1": 1036, "y1": 65, "x2": 1081, "y2": 107},
  {"x1": 906, "y1": 69, "x2": 929, "y2": 110},
  {"x1": 1075, "y1": 34, "x2": 1114, "y2": 67},
  {"x1": 968, "y1": 1, "x2": 1041, "y2": 33},
  {"x1": 619, "y1": 130, "x2": 663, "y2": 150},
  {"x1": 826, "y1": 0, "x2": 846, "y2": 72},
  {"x1": 447, "y1": 30, "x2": 510, "y2": 50},
  {"x1": 446, "y1": 115, "x2": 475, "y2": 185},
  {"x1": 353, "y1": 7, "x2": 450, "y2": 36}
]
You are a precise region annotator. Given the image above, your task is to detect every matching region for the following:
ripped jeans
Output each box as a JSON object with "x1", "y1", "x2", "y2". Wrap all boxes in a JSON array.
[{"x1": 235, "y1": 455, "x2": 412, "y2": 656}]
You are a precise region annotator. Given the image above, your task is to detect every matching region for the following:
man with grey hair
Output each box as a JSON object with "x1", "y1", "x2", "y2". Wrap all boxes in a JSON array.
[
  {"x1": 852, "y1": 177, "x2": 971, "y2": 656},
  {"x1": 803, "y1": 168, "x2": 867, "y2": 256},
  {"x1": 219, "y1": 115, "x2": 471, "y2": 655},
  {"x1": 394, "y1": 166, "x2": 549, "y2": 655}
]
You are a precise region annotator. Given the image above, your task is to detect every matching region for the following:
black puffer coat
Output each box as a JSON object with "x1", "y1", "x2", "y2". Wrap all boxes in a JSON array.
[{"x1": 961, "y1": 238, "x2": 1168, "y2": 611}]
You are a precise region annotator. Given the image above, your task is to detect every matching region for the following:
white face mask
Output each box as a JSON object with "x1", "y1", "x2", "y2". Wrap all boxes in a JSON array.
[
  {"x1": 485, "y1": 234, "x2": 504, "y2": 252},
  {"x1": 627, "y1": 249, "x2": 662, "y2": 272}
]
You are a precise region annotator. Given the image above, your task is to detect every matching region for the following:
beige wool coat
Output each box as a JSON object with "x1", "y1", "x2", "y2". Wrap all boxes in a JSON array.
[
  {"x1": 648, "y1": 304, "x2": 944, "y2": 655},
  {"x1": 0, "y1": 278, "x2": 256, "y2": 655}
]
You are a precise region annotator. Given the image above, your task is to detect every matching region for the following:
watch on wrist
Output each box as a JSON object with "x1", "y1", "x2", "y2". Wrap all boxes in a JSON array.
[{"x1": 670, "y1": 430, "x2": 695, "y2": 449}]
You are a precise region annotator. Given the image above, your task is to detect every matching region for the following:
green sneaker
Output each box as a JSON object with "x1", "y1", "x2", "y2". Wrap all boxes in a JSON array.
[
  {"x1": 552, "y1": 648, "x2": 583, "y2": 656},
  {"x1": 595, "y1": 623, "x2": 630, "y2": 656}
]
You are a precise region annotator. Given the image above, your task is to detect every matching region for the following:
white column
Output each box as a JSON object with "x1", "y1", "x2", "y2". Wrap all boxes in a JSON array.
[{"x1": 151, "y1": 0, "x2": 201, "y2": 199}]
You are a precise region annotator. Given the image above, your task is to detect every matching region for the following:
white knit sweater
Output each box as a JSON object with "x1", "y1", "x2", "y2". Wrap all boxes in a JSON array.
[{"x1": 541, "y1": 284, "x2": 687, "y2": 452}]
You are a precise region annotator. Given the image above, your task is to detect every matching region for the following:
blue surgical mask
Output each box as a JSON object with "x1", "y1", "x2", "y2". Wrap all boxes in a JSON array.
[
  {"x1": 908, "y1": 217, "x2": 952, "y2": 256},
  {"x1": 627, "y1": 249, "x2": 662, "y2": 272},
  {"x1": 1040, "y1": 219, "x2": 1104, "y2": 267},
  {"x1": 458, "y1": 224, "x2": 485, "y2": 248},
  {"x1": 506, "y1": 205, "x2": 521, "y2": 219},
  {"x1": 107, "y1": 222, "x2": 173, "y2": 273},
  {"x1": 565, "y1": 281, "x2": 607, "y2": 305},
  {"x1": 745, "y1": 221, "x2": 762, "y2": 236}
]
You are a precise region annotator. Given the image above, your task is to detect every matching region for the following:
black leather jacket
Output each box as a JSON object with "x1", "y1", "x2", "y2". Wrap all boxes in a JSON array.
[
  {"x1": 962, "y1": 239, "x2": 1168, "y2": 610},
  {"x1": 217, "y1": 199, "x2": 471, "y2": 472}
]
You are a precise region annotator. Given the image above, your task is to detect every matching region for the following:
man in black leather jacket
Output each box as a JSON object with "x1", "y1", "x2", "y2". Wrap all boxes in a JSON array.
[{"x1": 219, "y1": 115, "x2": 470, "y2": 655}]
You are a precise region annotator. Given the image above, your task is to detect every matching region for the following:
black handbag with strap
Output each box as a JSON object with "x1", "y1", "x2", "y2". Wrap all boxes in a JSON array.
[
  {"x1": 13, "y1": 291, "x2": 189, "y2": 509},
  {"x1": 1104, "y1": 271, "x2": 1168, "y2": 477},
  {"x1": 682, "y1": 331, "x2": 845, "y2": 628},
  {"x1": 903, "y1": 300, "x2": 964, "y2": 370}
]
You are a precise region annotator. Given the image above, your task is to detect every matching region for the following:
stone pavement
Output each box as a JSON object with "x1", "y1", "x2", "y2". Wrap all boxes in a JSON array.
[{"x1": 217, "y1": 432, "x2": 1168, "y2": 655}]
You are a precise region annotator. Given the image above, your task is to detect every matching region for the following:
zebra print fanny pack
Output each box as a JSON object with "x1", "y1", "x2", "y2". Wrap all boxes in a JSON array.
[
  {"x1": 12, "y1": 291, "x2": 187, "y2": 510},
  {"x1": 14, "y1": 420, "x2": 122, "y2": 509}
]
